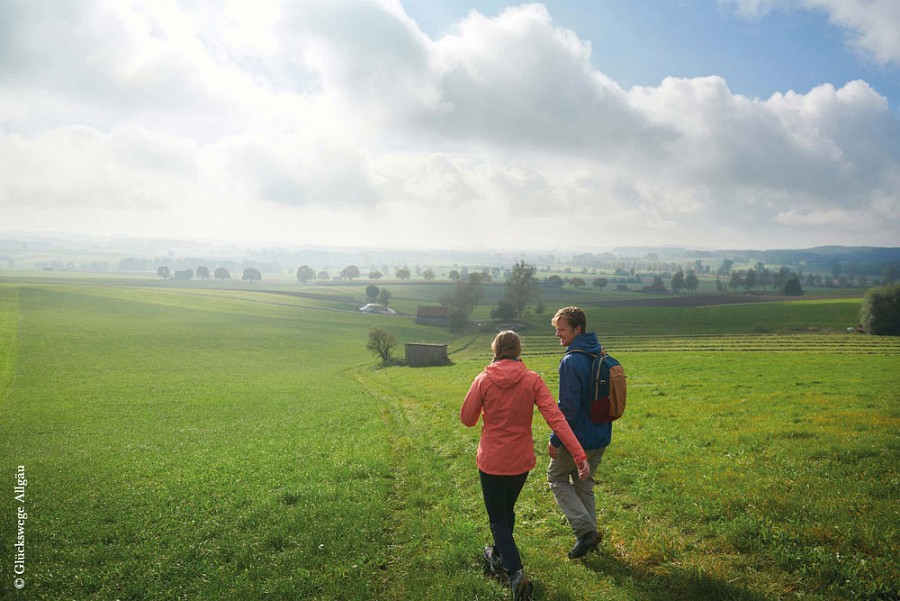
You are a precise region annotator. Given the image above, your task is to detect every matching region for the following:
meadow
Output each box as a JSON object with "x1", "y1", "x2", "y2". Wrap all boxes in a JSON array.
[{"x1": 0, "y1": 274, "x2": 897, "y2": 600}]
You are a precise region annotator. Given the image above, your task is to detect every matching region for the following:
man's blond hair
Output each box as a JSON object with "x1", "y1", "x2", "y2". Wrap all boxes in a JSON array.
[{"x1": 551, "y1": 306, "x2": 586, "y2": 332}]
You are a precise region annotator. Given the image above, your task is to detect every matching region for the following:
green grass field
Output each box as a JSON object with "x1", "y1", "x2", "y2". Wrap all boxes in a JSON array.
[{"x1": 0, "y1": 276, "x2": 897, "y2": 600}]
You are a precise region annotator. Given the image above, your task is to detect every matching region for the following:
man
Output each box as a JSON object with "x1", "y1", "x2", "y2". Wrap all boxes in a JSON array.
[{"x1": 547, "y1": 306, "x2": 612, "y2": 559}]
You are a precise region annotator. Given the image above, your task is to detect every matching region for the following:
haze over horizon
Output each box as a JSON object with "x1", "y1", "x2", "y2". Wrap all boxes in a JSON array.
[{"x1": 2, "y1": 0, "x2": 899, "y2": 254}]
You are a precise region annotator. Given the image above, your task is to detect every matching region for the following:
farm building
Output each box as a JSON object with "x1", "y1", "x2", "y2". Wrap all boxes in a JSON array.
[
  {"x1": 416, "y1": 306, "x2": 450, "y2": 327},
  {"x1": 405, "y1": 343, "x2": 449, "y2": 367}
]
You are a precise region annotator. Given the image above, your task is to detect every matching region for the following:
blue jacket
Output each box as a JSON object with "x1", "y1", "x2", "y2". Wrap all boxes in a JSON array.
[{"x1": 549, "y1": 332, "x2": 612, "y2": 451}]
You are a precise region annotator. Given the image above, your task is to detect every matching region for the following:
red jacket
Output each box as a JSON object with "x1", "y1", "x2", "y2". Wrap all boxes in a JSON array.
[{"x1": 461, "y1": 359, "x2": 588, "y2": 475}]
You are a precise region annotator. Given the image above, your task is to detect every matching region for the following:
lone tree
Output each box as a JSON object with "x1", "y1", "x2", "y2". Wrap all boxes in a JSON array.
[
  {"x1": 718, "y1": 259, "x2": 734, "y2": 276},
  {"x1": 442, "y1": 274, "x2": 484, "y2": 333},
  {"x1": 214, "y1": 267, "x2": 230, "y2": 281},
  {"x1": 685, "y1": 271, "x2": 699, "y2": 293},
  {"x1": 504, "y1": 260, "x2": 541, "y2": 317},
  {"x1": 648, "y1": 275, "x2": 668, "y2": 293},
  {"x1": 377, "y1": 288, "x2": 392, "y2": 307},
  {"x1": 783, "y1": 274, "x2": 804, "y2": 297},
  {"x1": 242, "y1": 267, "x2": 262, "y2": 284},
  {"x1": 157, "y1": 266, "x2": 171, "y2": 280},
  {"x1": 196, "y1": 266, "x2": 210, "y2": 280},
  {"x1": 297, "y1": 265, "x2": 316, "y2": 284},
  {"x1": 366, "y1": 284, "x2": 379, "y2": 302},
  {"x1": 860, "y1": 282, "x2": 900, "y2": 336},
  {"x1": 367, "y1": 327, "x2": 396, "y2": 364},
  {"x1": 396, "y1": 267, "x2": 410, "y2": 280},
  {"x1": 341, "y1": 265, "x2": 361, "y2": 281}
]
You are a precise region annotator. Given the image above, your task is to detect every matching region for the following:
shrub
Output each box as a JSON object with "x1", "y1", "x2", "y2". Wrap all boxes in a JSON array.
[
  {"x1": 366, "y1": 327, "x2": 396, "y2": 363},
  {"x1": 860, "y1": 282, "x2": 900, "y2": 336},
  {"x1": 491, "y1": 300, "x2": 518, "y2": 320}
]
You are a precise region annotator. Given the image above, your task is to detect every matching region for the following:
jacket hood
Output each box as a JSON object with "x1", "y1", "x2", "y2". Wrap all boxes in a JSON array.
[
  {"x1": 483, "y1": 358, "x2": 527, "y2": 389},
  {"x1": 568, "y1": 331, "x2": 602, "y2": 354}
]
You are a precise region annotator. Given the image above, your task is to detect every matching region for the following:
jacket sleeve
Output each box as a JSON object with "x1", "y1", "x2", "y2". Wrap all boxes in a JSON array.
[
  {"x1": 460, "y1": 374, "x2": 484, "y2": 427},
  {"x1": 534, "y1": 374, "x2": 587, "y2": 463},
  {"x1": 549, "y1": 354, "x2": 586, "y2": 447}
]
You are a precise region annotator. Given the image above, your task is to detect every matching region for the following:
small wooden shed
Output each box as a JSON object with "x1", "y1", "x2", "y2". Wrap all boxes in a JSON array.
[
  {"x1": 405, "y1": 343, "x2": 449, "y2": 367},
  {"x1": 416, "y1": 306, "x2": 450, "y2": 327}
]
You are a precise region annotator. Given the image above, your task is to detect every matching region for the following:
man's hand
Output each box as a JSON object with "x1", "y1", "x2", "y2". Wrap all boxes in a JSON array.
[
  {"x1": 576, "y1": 459, "x2": 591, "y2": 480},
  {"x1": 547, "y1": 442, "x2": 558, "y2": 459}
]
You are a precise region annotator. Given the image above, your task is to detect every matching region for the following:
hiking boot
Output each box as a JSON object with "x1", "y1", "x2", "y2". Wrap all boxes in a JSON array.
[
  {"x1": 508, "y1": 569, "x2": 533, "y2": 601},
  {"x1": 567, "y1": 530, "x2": 601, "y2": 559},
  {"x1": 482, "y1": 545, "x2": 505, "y2": 577}
]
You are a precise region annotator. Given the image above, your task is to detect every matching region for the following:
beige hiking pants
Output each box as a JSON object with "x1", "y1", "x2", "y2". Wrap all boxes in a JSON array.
[{"x1": 547, "y1": 445, "x2": 606, "y2": 538}]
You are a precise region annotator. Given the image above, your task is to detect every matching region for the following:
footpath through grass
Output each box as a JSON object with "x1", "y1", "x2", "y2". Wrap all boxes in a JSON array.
[{"x1": 358, "y1": 332, "x2": 899, "y2": 601}]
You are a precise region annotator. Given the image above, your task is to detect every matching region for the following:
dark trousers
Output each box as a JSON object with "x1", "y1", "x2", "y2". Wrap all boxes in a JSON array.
[{"x1": 479, "y1": 470, "x2": 529, "y2": 573}]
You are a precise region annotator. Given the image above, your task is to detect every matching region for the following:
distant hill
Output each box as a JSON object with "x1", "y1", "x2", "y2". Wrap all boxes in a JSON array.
[
  {"x1": 612, "y1": 246, "x2": 900, "y2": 266},
  {"x1": 734, "y1": 246, "x2": 900, "y2": 266},
  {"x1": 2, "y1": 233, "x2": 898, "y2": 276}
]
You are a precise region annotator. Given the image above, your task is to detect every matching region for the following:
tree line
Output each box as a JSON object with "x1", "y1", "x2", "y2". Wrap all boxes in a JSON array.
[
  {"x1": 295, "y1": 264, "x2": 435, "y2": 283},
  {"x1": 720, "y1": 265, "x2": 804, "y2": 296},
  {"x1": 156, "y1": 266, "x2": 261, "y2": 282},
  {"x1": 153, "y1": 259, "x2": 899, "y2": 338}
]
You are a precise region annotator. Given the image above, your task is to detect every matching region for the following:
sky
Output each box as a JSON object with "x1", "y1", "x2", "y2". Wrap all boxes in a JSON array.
[{"x1": 1, "y1": 0, "x2": 899, "y2": 253}]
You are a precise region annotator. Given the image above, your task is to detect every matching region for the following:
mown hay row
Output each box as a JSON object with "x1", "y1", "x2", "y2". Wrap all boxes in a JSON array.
[{"x1": 521, "y1": 334, "x2": 900, "y2": 355}]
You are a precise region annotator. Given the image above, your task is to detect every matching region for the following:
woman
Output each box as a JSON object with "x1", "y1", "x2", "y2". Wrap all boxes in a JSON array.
[{"x1": 460, "y1": 330, "x2": 590, "y2": 601}]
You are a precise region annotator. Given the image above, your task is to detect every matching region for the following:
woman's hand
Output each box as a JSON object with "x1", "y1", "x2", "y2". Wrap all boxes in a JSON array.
[{"x1": 576, "y1": 459, "x2": 591, "y2": 480}]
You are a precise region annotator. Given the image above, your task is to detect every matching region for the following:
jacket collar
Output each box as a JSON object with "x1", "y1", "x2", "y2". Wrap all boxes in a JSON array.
[{"x1": 567, "y1": 331, "x2": 601, "y2": 354}]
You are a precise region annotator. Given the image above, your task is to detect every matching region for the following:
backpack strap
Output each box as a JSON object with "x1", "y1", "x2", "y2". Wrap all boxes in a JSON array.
[
  {"x1": 567, "y1": 345, "x2": 605, "y2": 355},
  {"x1": 565, "y1": 349, "x2": 599, "y2": 406}
]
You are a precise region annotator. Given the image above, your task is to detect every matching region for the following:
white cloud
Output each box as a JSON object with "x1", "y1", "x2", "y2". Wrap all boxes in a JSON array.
[
  {"x1": 222, "y1": 138, "x2": 379, "y2": 209},
  {"x1": 722, "y1": 0, "x2": 900, "y2": 65},
  {"x1": 0, "y1": 124, "x2": 199, "y2": 210},
  {"x1": 774, "y1": 208, "x2": 847, "y2": 226},
  {"x1": 425, "y1": 4, "x2": 665, "y2": 156},
  {"x1": 1, "y1": 0, "x2": 898, "y2": 251}
]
